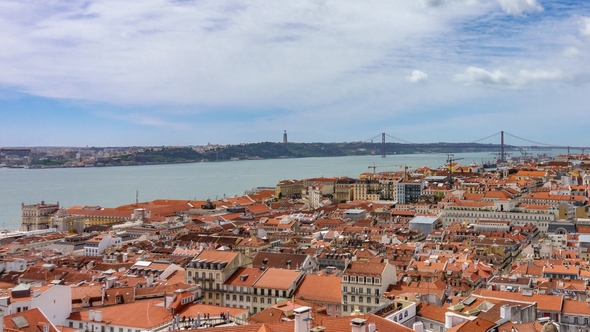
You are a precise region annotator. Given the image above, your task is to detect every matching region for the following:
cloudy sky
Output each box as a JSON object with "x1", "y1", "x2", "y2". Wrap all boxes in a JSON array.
[{"x1": 1, "y1": 0, "x2": 589, "y2": 147}]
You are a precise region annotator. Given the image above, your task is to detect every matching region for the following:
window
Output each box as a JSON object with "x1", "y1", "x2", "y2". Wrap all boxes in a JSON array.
[
  {"x1": 267, "y1": 298, "x2": 272, "y2": 304},
  {"x1": 246, "y1": 296, "x2": 250, "y2": 302},
  {"x1": 375, "y1": 298, "x2": 379, "y2": 304},
  {"x1": 188, "y1": 271, "x2": 192, "y2": 277},
  {"x1": 351, "y1": 276, "x2": 356, "y2": 282},
  {"x1": 69, "y1": 323, "x2": 73, "y2": 328},
  {"x1": 253, "y1": 297, "x2": 257, "y2": 303},
  {"x1": 351, "y1": 296, "x2": 355, "y2": 302},
  {"x1": 233, "y1": 295, "x2": 237, "y2": 301},
  {"x1": 343, "y1": 276, "x2": 348, "y2": 282},
  {"x1": 366, "y1": 288, "x2": 371, "y2": 295},
  {"x1": 226, "y1": 294, "x2": 230, "y2": 300},
  {"x1": 358, "y1": 277, "x2": 364, "y2": 283},
  {"x1": 343, "y1": 305, "x2": 348, "y2": 312},
  {"x1": 239, "y1": 296, "x2": 244, "y2": 302},
  {"x1": 358, "y1": 288, "x2": 363, "y2": 294},
  {"x1": 343, "y1": 295, "x2": 347, "y2": 302},
  {"x1": 261, "y1": 289, "x2": 264, "y2": 295},
  {"x1": 374, "y1": 278, "x2": 380, "y2": 284},
  {"x1": 366, "y1": 277, "x2": 372, "y2": 283},
  {"x1": 343, "y1": 286, "x2": 348, "y2": 293},
  {"x1": 216, "y1": 293, "x2": 220, "y2": 299},
  {"x1": 359, "y1": 297, "x2": 363, "y2": 303}
]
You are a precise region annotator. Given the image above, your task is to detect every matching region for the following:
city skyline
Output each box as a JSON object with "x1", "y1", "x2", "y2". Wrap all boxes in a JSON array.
[{"x1": 1, "y1": 0, "x2": 590, "y2": 147}]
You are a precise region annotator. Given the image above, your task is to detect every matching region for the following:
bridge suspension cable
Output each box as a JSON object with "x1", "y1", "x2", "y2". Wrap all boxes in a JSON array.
[
  {"x1": 504, "y1": 132, "x2": 554, "y2": 147},
  {"x1": 468, "y1": 131, "x2": 501, "y2": 144},
  {"x1": 384, "y1": 133, "x2": 416, "y2": 144},
  {"x1": 364, "y1": 134, "x2": 382, "y2": 142}
]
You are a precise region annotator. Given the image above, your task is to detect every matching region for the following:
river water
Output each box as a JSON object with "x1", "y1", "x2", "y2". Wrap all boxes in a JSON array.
[{"x1": 0, "y1": 151, "x2": 558, "y2": 229}]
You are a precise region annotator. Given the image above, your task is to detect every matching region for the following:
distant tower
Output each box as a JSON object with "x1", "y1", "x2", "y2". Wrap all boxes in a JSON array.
[{"x1": 283, "y1": 130, "x2": 288, "y2": 143}]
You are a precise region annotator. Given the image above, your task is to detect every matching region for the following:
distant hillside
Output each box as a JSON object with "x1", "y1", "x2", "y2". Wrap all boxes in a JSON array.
[{"x1": 100, "y1": 142, "x2": 502, "y2": 166}]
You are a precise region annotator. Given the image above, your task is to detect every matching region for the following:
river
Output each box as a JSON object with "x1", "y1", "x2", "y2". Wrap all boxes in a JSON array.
[{"x1": 0, "y1": 151, "x2": 558, "y2": 229}]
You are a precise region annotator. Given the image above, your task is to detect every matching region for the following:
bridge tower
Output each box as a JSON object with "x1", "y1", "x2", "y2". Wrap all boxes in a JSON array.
[
  {"x1": 381, "y1": 133, "x2": 386, "y2": 158},
  {"x1": 500, "y1": 131, "x2": 505, "y2": 163}
]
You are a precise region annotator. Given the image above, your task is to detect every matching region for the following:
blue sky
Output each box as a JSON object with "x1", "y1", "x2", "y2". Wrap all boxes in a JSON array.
[{"x1": 1, "y1": 0, "x2": 590, "y2": 147}]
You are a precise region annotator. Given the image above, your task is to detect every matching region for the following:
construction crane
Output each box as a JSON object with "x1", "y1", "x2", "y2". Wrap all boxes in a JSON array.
[
  {"x1": 446, "y1": 155, "x2": 464, "y2": 188},
  {"x1": 368, "y1": 163, "x2": 402, "y2": 175},
  {"x1": 368, "y1": 163, "x2": 420, "y2": 180}
]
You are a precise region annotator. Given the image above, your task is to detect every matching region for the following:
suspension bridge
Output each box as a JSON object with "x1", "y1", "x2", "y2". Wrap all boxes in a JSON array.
[{"x1": 364, "y1": 131, "x2": 590, "y2": 162}]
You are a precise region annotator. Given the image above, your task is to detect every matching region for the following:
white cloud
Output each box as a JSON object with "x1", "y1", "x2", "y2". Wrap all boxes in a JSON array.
[
  {"x1": 406, "y1": 70, "x2": 428, "y2": 83},
  {"x1": 418, "y1": 0, "x2": 480, "y2": 8},
  {"x1": 496, "y1": 0, "x2": 542, "y2": 15},
  {"x1": 454, "y1": 66, "x2": 562, "y2": 88},
  {"x1": 581, "y1": 17, "x2": 590, "y2": 37},
  {"x1": 563, "y1": 47, "x2": 581, "y2": 58},
  {"x1": 454, "y1": 67, "x2": 513, "y2": 87}
]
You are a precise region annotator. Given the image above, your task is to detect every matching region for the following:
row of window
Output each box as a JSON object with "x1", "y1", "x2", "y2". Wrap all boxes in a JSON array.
[
  {"x1": 187, "y1": 271, "x2": 221, "y2": 280},
  {"x1": 226, "y1": 294, "x2": 250, "y2": 302},
  {"x1": 343, "y1": 295, "x2": 379, "y2": 304},
  {"x1": 254, "y1": 288, "x2": 287, "y2": 297},
  {"x1": 342, "y1": 276, "x2": 380, "y2": 284},
  {"x1": 342, "y1": 286, "x2": 379, "y2": 295}
]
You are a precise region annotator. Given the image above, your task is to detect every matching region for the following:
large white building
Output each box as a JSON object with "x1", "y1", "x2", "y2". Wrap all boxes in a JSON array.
[
  {"x1": 0, "y1": 284, "x2": 72, "y2": 326},
  {"x1": 84, "y1": 233, "x2": 122, "y2": 256}
]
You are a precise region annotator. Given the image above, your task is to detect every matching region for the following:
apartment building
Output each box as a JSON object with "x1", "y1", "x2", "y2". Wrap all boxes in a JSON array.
[
  {"x1": 185, "y1": 250, "x2": 252, "y2": 306},
  {"x1": 341, "y1": 258, "x2": 397, "y2": 315},
  {"x1": 396, "y1": 181, "x2": 424, "y2": 204},
  {"x1": 222, "y1": 267, "x2": 263, "y2": 312},
  {"x1": 251, "y1": 268, "x2": 304, "y2": 314}
]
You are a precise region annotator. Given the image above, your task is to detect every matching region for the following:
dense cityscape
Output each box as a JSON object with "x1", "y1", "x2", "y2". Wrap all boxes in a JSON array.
[
  {"x1": 1, "y1": 152, "x2": 588, "y2": 332},
  {"x1": 3, "y1": 0, "x2": 590, "y2": 331}
]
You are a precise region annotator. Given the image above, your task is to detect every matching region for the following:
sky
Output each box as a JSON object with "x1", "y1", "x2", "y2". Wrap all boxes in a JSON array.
[{"x1": 1, "y1": 0, "x2": 590, "y2": 147}]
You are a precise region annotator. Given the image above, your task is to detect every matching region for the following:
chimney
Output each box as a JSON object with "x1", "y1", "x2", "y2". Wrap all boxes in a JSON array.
[
  {"x1": 350, "y1": 318, "x2": 367, "y2": 332},
  {"x1": 412, "y1": 321, "x2": 424, "y2": 332},
  {"x1": 445, "y1": 312, "x2": 454, "y2": 329},
  {"x1": 500, "y1": 305, "x2": 512, "y2": 321},
  {"x1": 88, "y1": 310, "x2": 95, "y2": 321},
  {"x1": 294, "y1": 306, "x2": 311, "y2": 332}
]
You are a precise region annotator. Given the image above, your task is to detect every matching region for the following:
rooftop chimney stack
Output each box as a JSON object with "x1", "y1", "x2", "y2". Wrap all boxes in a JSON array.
[
  {"x1": 294, "y1": 306, "x2": 311, "y2": 332},
  {"x1": 350, "y1": 318, "x2": 367, "y2": 332}
]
